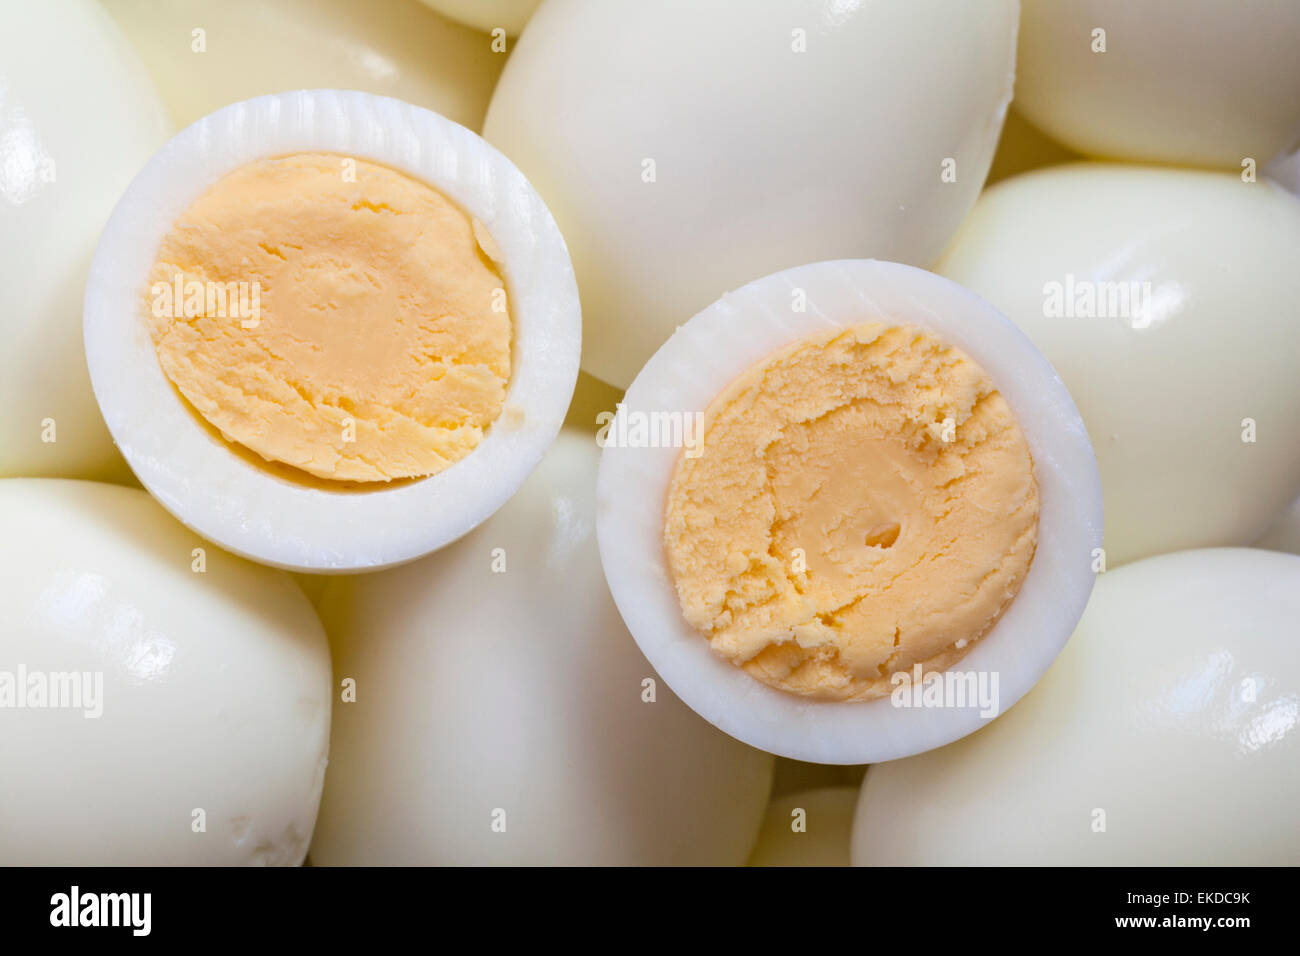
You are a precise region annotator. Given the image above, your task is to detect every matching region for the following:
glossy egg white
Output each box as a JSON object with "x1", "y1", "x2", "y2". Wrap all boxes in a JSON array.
[
  {"x1": 0, "y1": 480, "x2": 331, "y2": 865},
  {"x1": 1016, "y1": 0, "x2": 1300, "y2": 167},
  {"x1": 484, "y1": 0, "x2": 1018, "y2": 388},
  {"x1": 103, "y1": 0, "x2": 504, "y2": 132},
  {"x1": 597, "y1": 260, "x2": 1103, "y2": 764},
  {"x1": 84, "y1": 90, "x2": 581, "y2": 572},
  {"x1": 310, "y1": 430, "x2": 774, "y2": 865},
  {"x1": 852, "y1": 548, "x2": 1300, "y2": 865},
  {"x1": 0, "y1": 0, "x2": 168, "y2": 480},
  {"x1": 938, "y1": 164, "x2": 1300, "y2": 566},
  {"x1": 749, "y1": 787, "x2": 857, "y2": 867}
]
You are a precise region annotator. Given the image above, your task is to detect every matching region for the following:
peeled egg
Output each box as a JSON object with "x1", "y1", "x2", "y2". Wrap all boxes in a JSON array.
[
  {"x1": 417, "y1": 0, "x2": 541, "y2": 36},
  {"x1": 0, "y1": 479, "x2": 331, "y2": 865},
  {"x1": 0, "y1": 0, "x2": 168, "y2": 480},
  {"x1": 103, "y1": 0, "x2": 504, "y2": 132},
  {"x1": 310, "y1": 430, "x2": 774, "y2": 865},
  {"x1": 1015, "y1": 0, "x2": 1300, "y2": 168},
  {"x1": 749, "y1": 787, "x2": 857, "y2": 867},
  {"x1": 852, "y1": 548, "x2": 1300, "y2": 865},
  {"x1": 484, "y1": 0, "x2": 1018, "y2": 388},
  {"x1": 596, "y1": 260, "x2": 1103, "y2": 764},
  {"x1": 938, "y1": 164, "x2": 1300, "y2": 566},
  {"x1": 84, "y1": 90, "x2": 581, "y2": 571}
]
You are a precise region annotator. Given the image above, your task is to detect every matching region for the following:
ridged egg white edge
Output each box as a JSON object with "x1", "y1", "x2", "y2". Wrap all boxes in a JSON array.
[
  {"x1": 84, "y1": 90, "x2": 580, "y2": 572},
  {"x1": 595, "y1": 259, "x2": 1103, "y2": 763}
]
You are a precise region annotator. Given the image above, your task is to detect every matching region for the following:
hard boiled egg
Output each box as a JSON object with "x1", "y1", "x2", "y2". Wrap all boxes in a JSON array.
[
  {"x1": 84, "y1": 90, "x2": 581, "y2": 571},
  {"x1": 484, "y1": 0, "x2": 1018, "y2": 388},
  {"x1": 938, "y1": 164, "x2": 1300, "y2": 566},
  {"x1": 0, "y1": 479, "x2": 331, "y2": 865},
  {"x1": 852, "y1": 548, "x2": 1300, "y2": 865},
  {"x1": 310, "y1": 430, "x2": 774, "y2": 865},
  {"x1": 597, "y1": 260, "x2": 1103, "y2": 764},
  {"x1": 103, "y1": 0, "x2": 504, "y2": 131},
  {"x1": 1015, "y1": 0, "x2": 1300, "y2": 167},
  {"x1": 0, "y1": 0, "x2": 168, "y2": 480}
]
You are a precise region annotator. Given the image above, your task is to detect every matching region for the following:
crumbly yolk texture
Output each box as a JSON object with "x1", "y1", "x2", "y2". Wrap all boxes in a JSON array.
[
  {"x1": 663, "y1": 324, "x2": 1040, "y2": 701},
  {"x1": 144, "y1": 153, "x2": 511, "y2": 482}
]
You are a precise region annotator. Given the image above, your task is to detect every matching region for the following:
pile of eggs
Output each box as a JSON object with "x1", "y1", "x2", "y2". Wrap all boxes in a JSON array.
[{"x1": 1, "y1": 0, "x2": 1297, "y2": 866}]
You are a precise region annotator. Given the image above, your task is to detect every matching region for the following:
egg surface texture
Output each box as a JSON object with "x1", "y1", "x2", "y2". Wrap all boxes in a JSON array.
[
  {"x1": 1015, "y1": 0, "x2": 1300, "y2": 167},
  {"x1": 852, "y1": 548, "x2": 1300, "y2": 865},
  {"x1": 103, "y1": 0, "x2": 504, "y2": 131},
  {"x1": 0, "y1": 0, "x2": 168, "y2": 480},
  {"x1": 938, "y1": 164, "x2": 1300, "y2": 567},
  {"x1": 484, "y1": 0, "x2": 1018, "y2": 388},
  {"x1": 310, "y1": 430, "x2": 774, "y2": 865},
  {"x1": 0, "y1": 480, "x2": 332, "y2": 866}
]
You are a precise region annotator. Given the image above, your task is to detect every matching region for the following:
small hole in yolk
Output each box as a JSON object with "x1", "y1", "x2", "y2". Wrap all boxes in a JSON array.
[{"x1": 864, "y1": 521, "x2": 901, "y2": 549}]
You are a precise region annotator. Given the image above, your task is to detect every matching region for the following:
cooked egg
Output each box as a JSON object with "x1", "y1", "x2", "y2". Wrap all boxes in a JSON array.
[
  {"x1": 0, "y1": 0, "x2": 168, "y2": 480},
  {"x1": 84, "y1": 90, "x2": 581, "y2": 571},
  {"x1": 484, "y1": 0, "x2": 1018, "y2": 388},
  {"x1": 417, "y1": 0, "x2": 541, "y2": 36},
  {"x1": 1015, "y1": 0, "x2": 1300, "y2": 168},
  {"x1": 0, "y1": 479, "x2": 331, "y2": 865},
  {"x1": 852, "y1": 548, "x2": 1300, "y2": 865},
  {"x1": 597, "y1": 260, "x2": 1102, "y2": 763},
  {"x1": 103, "y1": 0, "x2": 504, "y2": 132},
  {"x1": 938, "y1": 164, "x2": 1300, "y2": 566},
  {"x1": 310, "y1": 430, "x2": 774, "y2": 865},
  {"x1": 749, "y1": 787, "x2": 857, "y2": 867}
]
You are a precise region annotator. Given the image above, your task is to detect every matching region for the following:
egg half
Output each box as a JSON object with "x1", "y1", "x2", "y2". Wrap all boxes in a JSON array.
[
  {"x1": 597, "y1": 260, "x2": 1103, "y2": 763},
  {"x1": 84, "y1": 90, "x2": 581, "y2": 572}
]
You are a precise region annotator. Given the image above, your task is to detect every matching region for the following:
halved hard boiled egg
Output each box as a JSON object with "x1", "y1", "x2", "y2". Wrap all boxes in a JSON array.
[
  {"x1": 597, "y1": 260, "x2": 1103, "y2": 763},
  {"x1": 84, "y1": 90, "x2": 580, "y2": 572}
]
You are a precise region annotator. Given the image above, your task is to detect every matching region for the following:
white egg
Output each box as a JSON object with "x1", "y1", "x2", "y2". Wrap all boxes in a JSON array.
[
  {"x1": 84, "y1": 90, "x2": 581, "y2": 572},
  {"x1": 749, "y1": 787, "x2": 857, "y2": 867},
  {"x1": 417, "y1": 0, "x2": 541, "y2": 36},
  {"x1": 1015, "y1": 0, "x2": 1300, "y2": 167},
  {"x1": 0, "y1": 479, "x2": 331, "y2": 865},
  {"x1": 1256, "y1": 496, "x2": 1300, "y2": 557},
  {"x1": 484, "y1": 0, "x2": 1018, "y2": 388},
  {"x1": 938, "y1": 164, "x2": 1300, "y2": 567},
  {"x1": 597, "y1": 260, "x2": 1103, "y2": 764},
  {"x1": 852, "y1": 548, "x2": 1300, "y2": 865},
  {"x1": 103, "y1": 0, "x2": 504, "y2": 132},
  {"x1": 310, "y1": 430, "x2": 773, "y2": 865},
  {"x1": 0, "y1": 0, "x2": 168, "y2": 481}
]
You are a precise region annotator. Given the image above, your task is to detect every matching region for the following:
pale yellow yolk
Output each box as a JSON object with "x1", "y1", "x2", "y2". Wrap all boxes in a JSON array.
[
  {"x1": 144, "y1": 153, "x2": 511, "y2": 482},
  {"x1": 663, "y1": 324, "x2": 1040, "y2": 701}
]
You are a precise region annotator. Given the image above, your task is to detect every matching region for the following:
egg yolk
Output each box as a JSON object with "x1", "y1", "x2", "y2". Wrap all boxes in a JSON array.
[
  {"x1": 663, "y1": 324, "x2": 1040, "y2": 701},
  {"x1": 142, "y1": 152, "x2": 511, "y2": 483}
]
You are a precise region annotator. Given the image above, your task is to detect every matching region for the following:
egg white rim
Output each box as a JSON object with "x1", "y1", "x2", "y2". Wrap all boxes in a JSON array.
[
  {"x1": 84, "y1": 90, "x2": 580, "y2": 572},
  {"x1": 595, "y1": 259, "x2": 1103, "y2": 763}
]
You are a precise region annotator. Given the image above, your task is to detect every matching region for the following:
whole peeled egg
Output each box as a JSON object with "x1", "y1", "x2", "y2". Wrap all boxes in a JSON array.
[
  {"x1": 0, "y1": 0, "x2": 169, "y2": 480},
  {"x1": 484, "y1": 0, "x2": 1019, "y2": 388},
  {"x1": 938, "y1": 164, "x2": 1300, "y2": 566},
  {"x1": 103, "y1": 0, "x2": 505, "y2": 131},
  {"x1": 0, "y1": 480, "x2": 332, "y2": 865},
  {"x1": 310, "y1": 430, "x2": 775, "y2": 865},
  {"x1": 852, "y1": 548, "x2": 1300, "y2": 865},
  {"x1": 1015, "y1": 0, "x2": 1300, "y2": 168}
]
